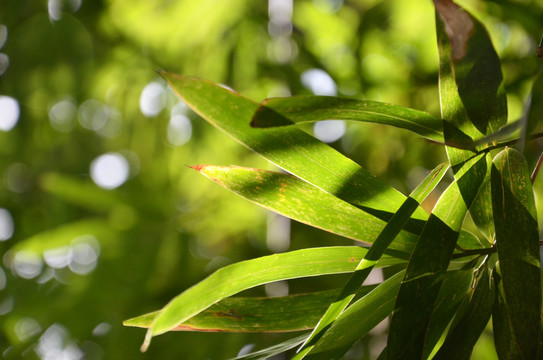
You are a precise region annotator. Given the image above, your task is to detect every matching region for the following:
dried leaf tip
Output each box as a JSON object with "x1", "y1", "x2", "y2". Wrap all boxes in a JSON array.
[
  {"x1": 190, "y1": 165, "x2": 207, "y2": 172},
  {"x1": 434, "y1": 0, "x2": 474, "y2": 61}
]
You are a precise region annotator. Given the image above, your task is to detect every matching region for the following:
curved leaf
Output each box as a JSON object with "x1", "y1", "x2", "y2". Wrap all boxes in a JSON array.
[
  {"x1": 297, "y1": 163, "x2": 449, "y2": 355},
  {"x1": 387, "y1": 153, "x2": 487, "y2": 359},
  {"x1": 435, "y1": 0, "x2": 507, "y2": 167},
  {"x1": 192, "y1": 165, "x2": 418, "y2": 253},
  {"x1": 140, "y1": 246, "x2": 403, "y2": 350},
  {"x1": 433, "y1": 267, "x2": 494, "y2": 360},
  {"x1": 491, "y1": 147, "x2": 541, "y2": 359},
  {"x1": 159, "y1": 72, "x2": 428, "y2": 225},
  {"x1": 126, "y1": 288, "x2": 372, "y2": 333},
  {"x1": 250, "y1": 96, "x2": 443, "y2": 142}
]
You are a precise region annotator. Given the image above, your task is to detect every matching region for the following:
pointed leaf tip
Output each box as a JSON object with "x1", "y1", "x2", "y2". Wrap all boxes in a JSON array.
[{"x1": 190, "y1": 164, "x2": 207, "y2": 172}]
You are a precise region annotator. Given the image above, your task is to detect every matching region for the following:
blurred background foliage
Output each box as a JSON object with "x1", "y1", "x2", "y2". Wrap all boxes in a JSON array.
[{"x1": 0, "y1": 0, "x2": 542, "y2": 358}]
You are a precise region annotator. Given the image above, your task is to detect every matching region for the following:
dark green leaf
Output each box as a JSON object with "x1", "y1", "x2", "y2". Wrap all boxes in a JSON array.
[
  {"x1": 491, "y1": 147, "x2": 541, "y2": 359},
  {"x1": 435, "y1": 0, "x2": 507, "y2": 167},
  {"x1": 230, "y1": 333, "x2": 309, "y2": 360},
  {"x1": 297, "y1": 163, "x2": 449, "y2": 355},
  {"x1": 251, "y1": 96, "x2": 444, "y2": 142},
  {"x1": 386, "y1": 153, "x2": 487, "y2": 359},
  {"x1": 433, "y1": 267, "x2": 494, "y2": 360},
  {"x1": 295, "y1": 271, "x2": 405, "y2": 360}
]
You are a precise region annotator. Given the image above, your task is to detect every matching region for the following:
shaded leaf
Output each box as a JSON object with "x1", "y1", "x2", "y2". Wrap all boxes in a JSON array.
[
  {"x1": 192, "y1": 165, "x2": 416, "y2": 254},
  {"x1": 491, "y1": 147, "x2": 541, "y2": 359},
  {"x1": 433, "y1": 267, "x2": 494, "y2": 360},
  {"x1": 230, "y1": 333, "x2": 309, "y2": 360},
  {"x1": 297, "y1": 163, "x2": 449, "y2": 355},
  {"x1": 251, "y1": 96, "x2": 444, "y2": 142},
  {"x1": 386, "y1": 153, "x2": 487, "y2": 359},
  {"x1": 295, "y1": 271, "x2": 405, "y2": 360},
  {"x1": 422, "y1": 269, "x2": 474, "y2": 358},
  {"x1": 139, "y1": 246, "x2": 403, "y2": 350},
  {"x1": 435, "y1": 0, "x2": 507, "y2": 167}
]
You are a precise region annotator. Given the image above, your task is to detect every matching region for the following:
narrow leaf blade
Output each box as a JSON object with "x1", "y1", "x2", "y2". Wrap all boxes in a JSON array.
[
  {"x1": 192, "y1": 165, "x2": 416, "y2": 253},
  {"x1": 141, "y1": 246, "x2": 402, "y2": 349},
  {"x1": 491, "y1": 147, "x2": 541, "y2": 359},
  {"x1": 159, "y1": 73, "x2": 428, "y2": 222},
  {"x1": 251, "y1": 96, "x2": 444, "y2": 142}
]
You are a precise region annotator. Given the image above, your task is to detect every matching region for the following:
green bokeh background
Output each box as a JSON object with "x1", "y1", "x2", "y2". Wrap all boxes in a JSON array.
[{"x1": 0, "y1": 0, "x2": 541, "y2": 358}]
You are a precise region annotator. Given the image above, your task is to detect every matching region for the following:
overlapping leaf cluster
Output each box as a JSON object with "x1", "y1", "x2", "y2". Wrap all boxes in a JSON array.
[{"x1": 125, "y1": 1, "x2": 543, "y2": 358}]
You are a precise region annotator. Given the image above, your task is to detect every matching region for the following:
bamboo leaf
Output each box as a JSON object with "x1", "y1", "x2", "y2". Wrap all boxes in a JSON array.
[
  {"x1": 139, "y1": 246, "x2": 403, "y2": 350},
  {"x1": 435, "y1": 0, "x2": 507, "y2": 167},
  {"x1": 386, "y1": 153, "x2": 487, "y2": 359},
  {"x1": 125, "y1": 287, "x2": 372, "y2": 332},
  {"x1": 250, "y1": 96, "x2": 444, "y2": 142},
  {"x1": 297, "y1": 163, "x2": 449, "y2": 356},
  {"x1": 159, "y1": 72, "x2": 428, "y2": 226},
  {"x1": 422, "y1": 269, "x2": 474, "y2": 358},
  {"x1": 294, "y1": 271, "x2": 405, "y2": 360},
  {"x1": 433, "y1": 267, "x2": 494, "y2": 360},
  {"x1": 230, "y1": 333, "x2": 309, "y2": 360},
  {"x1": 492, "y1": 263, "x2": 521, "y2": 359},
  {"x1": 491, "y1": 147, "x2": 541, "y2": 359},
  {"x1": 193, "y1": 164, "x2": 429, "y2": 254}
]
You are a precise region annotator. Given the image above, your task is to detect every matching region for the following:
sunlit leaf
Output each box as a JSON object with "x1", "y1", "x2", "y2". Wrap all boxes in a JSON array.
[
  {"x1": 386, "y1": 153, "x2": 487, "y2": 359},
  {"x1": 297, "y1": 163, "x2": 449, "y2": 356},
  {"x1": 250, "y1": 96, "x2": 444, "y2": 142},
  {"x1": 139, "y1": 246, "x2": 403, "y2": 350},
  {"x1": 159, "y1": 72, "x2": 428, "y2": 226},
  {"x1": 491, "y1": 147, "x2": 541, "y2": 359},
  {"x1": 192, "y1": 164, "x2": 419, "y2": 254}
]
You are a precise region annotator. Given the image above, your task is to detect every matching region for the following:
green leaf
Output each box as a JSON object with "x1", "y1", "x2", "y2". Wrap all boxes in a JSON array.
[
  {"x1": 492, "y1": 263, "x2": 521, "y2": 359},
  {"x1": 468, "y1": 154, "x2": 495, "y2": 241},
  {"x1": 250, "y1": 96, "x2": 444, "y2": 142},
  {"x1": 160, "y1": 72, "x2": 428, "y2": 225},
  {"x1": 491, "y1": 147, "x2": 541, "y2": 359},
  {"x1": 422, "y1": 269, "x2": 474, "y2": 358},
  {"x1": 435, "y1": 0, "x2": 507, "y2": 167},
  {"x1": 386, "y1": 153, "x2": 487, "y2": 359},
  {"x1": 297, "y1": 163, "x2": 449, "y2": 356},
  {"x1": 193, "y1": 165, "x2": 419, "y2": 254},
  {"x1": 140, "y1": 246, "x2": 403, "y2": 350},
  {"x1": 125, "y1": 287, "x2": 373, "y2": 332},
  {"x1": 433, "y1": 267, "x2": 494, "y2": 360},
  {"x1": 230, "y1": 333, "x2": 309, "y2": 360},
  {"x1": 294, "y1": 271, "x2": 405, "y2": 360}
]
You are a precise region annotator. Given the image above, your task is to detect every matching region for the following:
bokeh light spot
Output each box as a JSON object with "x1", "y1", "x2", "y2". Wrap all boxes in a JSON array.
[
  {"x1": 69, "y1": 235, "x2": 100, "y2": 275},
  {"x1": 12, "y1": 251, "x2": 43, "y2": 279},
  {"x1": 301, "y1": 69, "x2": 337, "y2": 95},
  {"x1": 140, "y1": 82, "x2": 166, "y2": 117},
  {"x1": 90, "y1": 153, "x2": 129, "y2": 190},
  {"x1": 167, "y1": 114, "x2": 192, "y2": 146},
  {"x1": 0, "y1": 208, "x2": 14, "y2": 241},
  {"x1": 0, "y1": 53, "x2": 9, "y2": 76},
  {"x1": 14, "y1": 317, "x2": 41, "y2": 342},
  {"x1": 0, "y1": 25, "x2": 7, "y2": 49},
  {"x1": 36, "y1": 324, "x2": 84, "y2": 360},
  {"x1": 49, "y1": 98, "x2": 77, "y2": 133},
  {"x1": 0, "y1": 96, "x2": 20, "y2": 131},
  {"x1": 313, "y1": 120, "x2": 346, "y2": 143}
]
